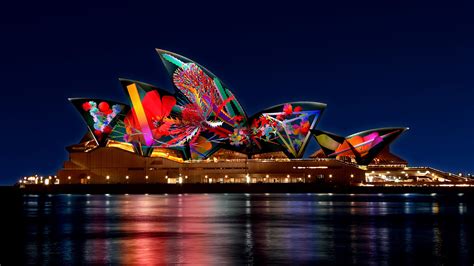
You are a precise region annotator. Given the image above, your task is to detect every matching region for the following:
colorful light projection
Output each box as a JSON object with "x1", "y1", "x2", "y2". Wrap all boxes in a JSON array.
[
  {"x1": 312, "y1": 127, "x2": 408, "y2": 165},
  {"x1": 126, "y1": 83, "x2": 155, "y2": 146},
  {"x1": 70, "y1": 49, "x2": 407, "y2": 163},
  {"x1": 69, "y1": 98, "x2": 129, "y2": 146},
  {"x1": 155, "y1": 49, "x2": 249, "y2": 159},
  {"x1": 157, "y1": 49, "x2": 247, "y2": 123},
  {"x1": 249, "y1": 102, "x2": 326, "y2": 158},
  {"x1": 312, "y1": 130, "x2": 346, "y2": 156},
  {"x1": 110, "y1": 72, "x2": 247, "y2": 159},
  {"x1": 107, "y1": 80, "x2": 187, "y2": 156}
]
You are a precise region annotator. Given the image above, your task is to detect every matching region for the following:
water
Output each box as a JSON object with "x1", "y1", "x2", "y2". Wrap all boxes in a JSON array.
[{"x1": 2, "y1": 193, "x2": 473, "y2": 264}]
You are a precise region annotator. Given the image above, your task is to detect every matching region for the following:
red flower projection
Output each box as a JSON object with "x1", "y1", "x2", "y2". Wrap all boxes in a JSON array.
[
  {"x1": 125, "y1": 90, "x2": 177, "y2": 142},
  {"x1": 82, "y1": 102, "x2": 92, "y2": 111},
  {"x1": 98, "y1": 102, "x2": 110, "y2": 112},
  {"x1": 283, "y1": 103, "x2": 293, "y2": 115},
  {"x1": 299, "y1": 120, "x2": 310, "y2": 135}
]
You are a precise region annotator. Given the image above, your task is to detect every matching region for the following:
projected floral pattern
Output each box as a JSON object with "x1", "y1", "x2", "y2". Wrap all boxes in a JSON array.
[
  {"x1": 70, "y1": 99, "x2": 127, "y2": 146},
  {"x1": 82, "y1": 101, "x2": 123, "y2": 138},
  {"x1": 249, "y1": 102, "x2": 324, "y2": 158},
  {"x1": 71, "y1": 49, "x2": 329, "y2": 159},
  {"x1": 103, "y1": 51, "x2": 251, "y2": 159}
]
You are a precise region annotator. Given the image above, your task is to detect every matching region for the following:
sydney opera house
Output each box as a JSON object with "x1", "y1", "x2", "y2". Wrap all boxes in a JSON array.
[{"x1": 33, "y1": 49, "x2": 467, "y2": 186}]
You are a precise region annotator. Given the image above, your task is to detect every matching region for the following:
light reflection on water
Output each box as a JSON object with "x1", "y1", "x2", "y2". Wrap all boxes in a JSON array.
[{"x1": 17, "y1": 194, "x2": 474, "y2": 265}]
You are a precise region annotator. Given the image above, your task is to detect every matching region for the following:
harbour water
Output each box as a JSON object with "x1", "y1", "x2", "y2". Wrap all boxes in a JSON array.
[{"x1": 2, "y1": 193, "x2": 473, "y2": 264}]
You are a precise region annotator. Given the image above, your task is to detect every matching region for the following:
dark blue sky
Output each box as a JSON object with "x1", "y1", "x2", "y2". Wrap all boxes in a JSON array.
[{"x1": 1, "y1": 0, "x2": 473, "y2": 184}]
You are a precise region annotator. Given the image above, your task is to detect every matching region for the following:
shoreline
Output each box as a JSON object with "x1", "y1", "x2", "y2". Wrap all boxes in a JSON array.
[{"x1": 6, "y1": 184, "x2": 474, "y2": 195}]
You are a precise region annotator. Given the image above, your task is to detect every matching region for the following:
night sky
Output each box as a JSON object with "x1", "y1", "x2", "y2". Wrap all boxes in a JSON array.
[{"x1": 1, "y1": 0, "x2": 473, "y2": 184}]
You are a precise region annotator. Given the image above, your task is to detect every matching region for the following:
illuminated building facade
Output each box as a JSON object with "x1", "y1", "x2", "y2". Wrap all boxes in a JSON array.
[{"x1": 48, "y1": 49, "x2": 468, "y2": 186}]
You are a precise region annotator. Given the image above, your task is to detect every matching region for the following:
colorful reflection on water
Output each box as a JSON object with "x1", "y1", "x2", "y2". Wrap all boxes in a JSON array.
[{"x1": 15, "y1": 194, "x2": 474, "y2": 264}]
